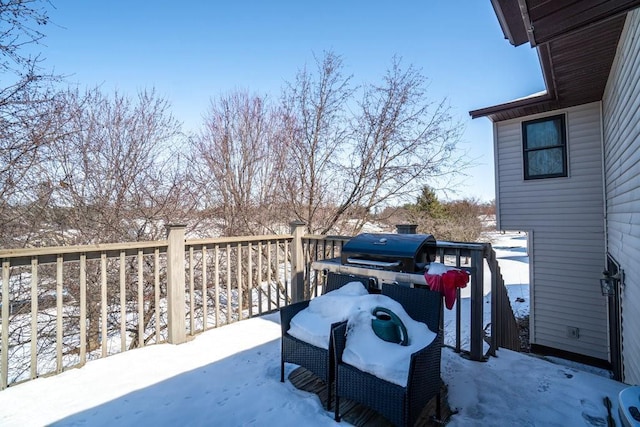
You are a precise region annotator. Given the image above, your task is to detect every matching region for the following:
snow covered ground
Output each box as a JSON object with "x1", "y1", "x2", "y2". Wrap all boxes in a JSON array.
[{"x1": 0, "y1": 232, "x2": 629, "y2": 426}]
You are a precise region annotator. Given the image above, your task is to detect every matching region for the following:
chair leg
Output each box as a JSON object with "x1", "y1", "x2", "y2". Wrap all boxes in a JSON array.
[
  {"x1": 334, "y1": 394, "x2": 340, "y2": 422},
  {"x1": 280, "y1": 358, "x2": 284, "y2": 383}
]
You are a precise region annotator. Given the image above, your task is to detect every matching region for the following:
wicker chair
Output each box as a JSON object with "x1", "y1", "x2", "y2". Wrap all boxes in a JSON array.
[
  {"x1": 280, "y1": 273, "x2": 370, "y2": 409},
  {"x1": 332, "y1": 284, "x2": 443, "y2": 426}
]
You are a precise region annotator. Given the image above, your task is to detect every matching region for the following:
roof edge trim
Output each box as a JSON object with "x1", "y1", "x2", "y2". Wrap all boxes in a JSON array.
[{"x1": 469, "y1": 91, "x2": 552, "y2": 119}]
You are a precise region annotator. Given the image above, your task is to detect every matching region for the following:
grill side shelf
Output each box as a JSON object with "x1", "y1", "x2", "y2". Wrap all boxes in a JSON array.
[{"x1": 311, "y1": 260, "x2": 428, "y2": 289}]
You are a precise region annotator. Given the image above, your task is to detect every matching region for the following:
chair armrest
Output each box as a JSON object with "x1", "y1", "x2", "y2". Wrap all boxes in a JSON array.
[
  {"x1": 280, "y1": 300, "x2": 311, "y2": 335},
  {"x1": 331, "y1": 322, "x2": 349, "y2": 363},
  {"x1": 333, "y1": 322, "x2": 441, "y2": 378},
  {"x1": 407, "y1": 329, "x2": 443, "y2": 393}
]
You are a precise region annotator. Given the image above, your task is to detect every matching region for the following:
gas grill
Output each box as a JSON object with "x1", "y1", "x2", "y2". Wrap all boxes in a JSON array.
[{"x1": 312, "y1": 233, "x2": 437, "y2": 291}]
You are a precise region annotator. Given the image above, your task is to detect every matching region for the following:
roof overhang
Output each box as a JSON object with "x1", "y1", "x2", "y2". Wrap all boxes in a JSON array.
[{"x1": 471, "y1": 0, "x2": 640, "y2": 122}]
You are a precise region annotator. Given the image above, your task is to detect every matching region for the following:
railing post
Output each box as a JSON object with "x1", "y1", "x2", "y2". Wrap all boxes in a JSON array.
[
  {"x1": 470, "y1": 247, "x2": 485, "y2": 361},
  {"x1": 488, "y1": 244, "x2": 499, "y2": 357},
  {"x1": 2, "y1": 259, "x2": 9, "y2": 390},
  {"x1": 290, "y1": 221, "x2": 306, "y2": 303},
  {"x1": 166, "y1": 224, "x2": 187, "y2": 344}
]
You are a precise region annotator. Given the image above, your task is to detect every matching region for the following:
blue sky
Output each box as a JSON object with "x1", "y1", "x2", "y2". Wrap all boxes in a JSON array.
[{"x1": 39, "y1": 0, "x2": 545, "y2": 202}]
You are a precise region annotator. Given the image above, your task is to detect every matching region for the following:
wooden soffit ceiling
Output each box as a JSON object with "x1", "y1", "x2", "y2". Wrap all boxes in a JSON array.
[
  {"x1": 470, "y1": 0, "x2": 640, "y2": 121},
  {"x1": 492, "y1": 0, "x2": 640, "y2": 47}
]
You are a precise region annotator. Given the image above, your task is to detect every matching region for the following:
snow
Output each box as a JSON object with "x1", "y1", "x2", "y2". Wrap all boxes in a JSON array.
[
  {"x1": 342, "y1": 302, "x2": 435, "y2": 387},
  {"x1": 504, "y1": 90, "x2": 548, "y2": 103},
  {"x1": 288, "y1": 281, "x2": 370, "y2": 349},
  {"x1": 425, "y1": 262, "x2": 457, "y2": 275},
  {"x1": 0, "y1": 232, "x2": 629, "y2": 426},
  {"x1": 289, "y1": 281, "x2": 436, "y2": 386}
]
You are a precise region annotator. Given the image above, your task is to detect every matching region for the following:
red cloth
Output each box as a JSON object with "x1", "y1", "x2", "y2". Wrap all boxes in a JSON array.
[{"x1": 425, "y1": 269, "x2": 470, "y2": 310}]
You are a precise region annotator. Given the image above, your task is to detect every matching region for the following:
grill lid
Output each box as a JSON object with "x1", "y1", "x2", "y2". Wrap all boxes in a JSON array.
[{"x1": 341, "y1": 233, "x2": 436, "y2": 272}]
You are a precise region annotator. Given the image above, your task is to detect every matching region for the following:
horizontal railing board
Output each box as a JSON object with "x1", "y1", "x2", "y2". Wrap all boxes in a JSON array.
[
  {"x1": 1, "y1": 235, "x2": 297, "y2": 267},
  {"x1": 0, "y1": 241, "x2": 168, "y2": 266},
  {"x1": 186, "y1": 234, "x2": 292, "y2": 247}
]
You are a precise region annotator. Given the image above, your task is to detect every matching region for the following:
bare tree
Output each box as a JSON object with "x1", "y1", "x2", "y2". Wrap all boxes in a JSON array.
[
  {"x1": 42, "y1": 87, "x2": 191, "y2": 244},
  {"x1": 0, "y1": 0, "x2": 53, "y2": 108},
  {"x1": 21, "y1": 87, "x2": 194, "y2": 354},
  {"x1": 0, "y1": 0, "x2": 59, "y2": 247},
  {"x1": 0, "y1": 91, "x2": 63, "y2": 246},
  {"x1": 336, "y1": 58, "x2": 464, "y2": 233},
  {"x1": 188, "y1": 91, "x2": 293, "y2": 311},
  {"x1": 281, "y1": 52, "x2": 465, "y2": 235},
  {"x1": 189, "y1": 53, "x2": 464, "y2": 238},
  {"x1": 280, "y1": 51, "x2": 354, "y2": 234},
  {"x1": 190, "y1": 90, "x2": 289, "y2": 236},
  {"x1": 438, "y1": 199, "x2": 484, "y2": 242}
]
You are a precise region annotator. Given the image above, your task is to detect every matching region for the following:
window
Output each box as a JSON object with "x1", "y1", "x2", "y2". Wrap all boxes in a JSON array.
[{"x1": 522, "y1": 114, "x2": 567, "y2": 180}]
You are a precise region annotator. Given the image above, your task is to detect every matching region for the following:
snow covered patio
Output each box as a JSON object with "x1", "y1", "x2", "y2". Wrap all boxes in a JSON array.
[{"x1": 0, "y1": 309, "x2": 627, "y2": 426}]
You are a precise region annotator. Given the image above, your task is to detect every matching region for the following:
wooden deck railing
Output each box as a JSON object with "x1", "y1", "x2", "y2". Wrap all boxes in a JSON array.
[
  {"x1": 486, "y1": 246, "x2": 521, "y2": 353},
  {"x1": 0, "y1": 225, "x2": 296, "y2": 389},
  {"x1": 433, "y1": 241, "x2": 520, "y2": 360},
  {"x1": 0, "y1": 222, "x2": 520, "y2": 389}
]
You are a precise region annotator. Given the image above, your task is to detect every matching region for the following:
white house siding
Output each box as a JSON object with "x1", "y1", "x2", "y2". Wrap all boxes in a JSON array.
[
  {"x1": 495, "y1": 102, "x2": 608, "y2": 361},
  {"x1": 602, "y1": 9, "x2": 640, "y2": 385}
]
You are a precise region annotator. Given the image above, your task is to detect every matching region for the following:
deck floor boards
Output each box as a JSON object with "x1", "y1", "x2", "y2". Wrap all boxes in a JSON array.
[{"x1": 288, "y1": 367, "x2": 452, "y2": 426}]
